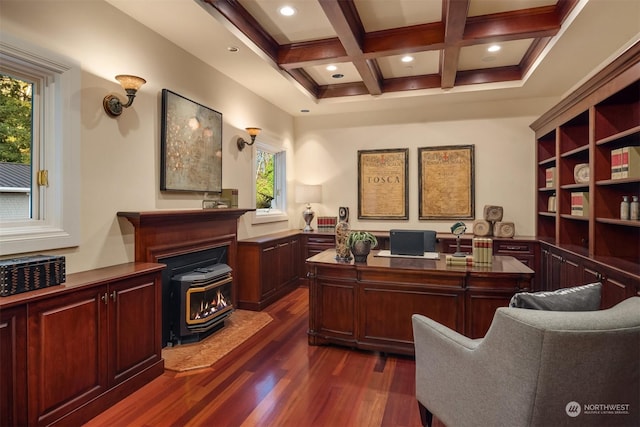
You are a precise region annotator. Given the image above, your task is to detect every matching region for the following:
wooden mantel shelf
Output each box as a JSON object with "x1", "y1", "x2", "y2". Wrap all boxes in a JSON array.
[
  {"x1": 117, "y1": 208, "x2": 254, "y2": 264},
  {"x1": 117, "y1": 208, "x2": 254, "y2": 225}
]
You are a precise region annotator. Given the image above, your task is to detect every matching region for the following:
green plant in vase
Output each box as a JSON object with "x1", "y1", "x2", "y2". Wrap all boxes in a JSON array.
[{"x1": 346, "y1": 231, "x2": 378, "y2": 263}]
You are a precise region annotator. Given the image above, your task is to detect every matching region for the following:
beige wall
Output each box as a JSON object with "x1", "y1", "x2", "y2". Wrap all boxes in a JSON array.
[
  {"x1": 1, "y1": 0, "x2": 295, "y2": 273},
  {"x1": 2, "y1": 1, "x2": 556, "y2": 274},
  {"x1": 294, "y1": 99, "x2": 548, "y2": 235}
]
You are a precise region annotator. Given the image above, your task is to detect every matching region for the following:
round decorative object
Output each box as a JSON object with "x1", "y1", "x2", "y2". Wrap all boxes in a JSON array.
[
  {"x1": 338, "y1": 206, "x2": 349, "y2": 222},
  {"x1": 473, "y1": 220, "x2": 492, "y2": 237},
  {"x1": 574, "y1": 163, "x2": 589, "y2": 184},
  {"x1": 494, "y1": 222, "x2": 515, "y2": 238},
  {"x1": 483, "y1": 205, "x2": 503, "y2": 222}
]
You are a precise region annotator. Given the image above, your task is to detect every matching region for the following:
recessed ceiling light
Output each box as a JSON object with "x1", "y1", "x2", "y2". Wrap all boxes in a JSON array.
[
  {"x1": 279, "y1": 6, "x2": 296, "y2": 16},
  {"x1": 487, "y1": 45, "x2": 501, "y2": 53},
  {"x1": 401, "y1": 55, "x2": 414, "y2": 63},
  {"x1": 332, "y1": 73, "x2": 344, "y2": 79},
  {"x1": 326, "y1": 65, "x2": 337, "y2": 71},
  {"x1": 227, "y1": 46, "x2": 239, "y2": 53}
]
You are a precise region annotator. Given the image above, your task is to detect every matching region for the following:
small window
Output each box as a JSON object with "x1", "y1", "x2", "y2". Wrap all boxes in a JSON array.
[
  {"x1": 0, "y1": 34, "x2": 81, "y2": 255},
  {"x1": 252, "y1": 142, "x2": 287, "y2": 224}
]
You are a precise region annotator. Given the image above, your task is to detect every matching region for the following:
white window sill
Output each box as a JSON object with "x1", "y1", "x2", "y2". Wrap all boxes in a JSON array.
[{"x1": 251, "y1": 210, "x2": 289, "y2": 225}]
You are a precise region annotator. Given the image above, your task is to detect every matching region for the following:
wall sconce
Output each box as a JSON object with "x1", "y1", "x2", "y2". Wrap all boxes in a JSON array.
[
  {"x1": 296, "y1": 184, "x2": 322, "y2": 232},
  {"x1": 103, "y1": 74, "x2": 146, "y2": 117},
  {"x1": 237, "y1": 127, "x2": 261, "y2": 151}
]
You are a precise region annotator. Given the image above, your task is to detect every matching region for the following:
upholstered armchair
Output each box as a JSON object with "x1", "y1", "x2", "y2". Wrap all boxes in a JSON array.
[{"x1": 412, "y1": 297, "x2": 640, "y2": 427}]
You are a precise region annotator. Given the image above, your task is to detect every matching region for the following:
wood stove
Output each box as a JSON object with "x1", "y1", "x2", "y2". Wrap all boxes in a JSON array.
[
  {"x1": 170, "y1": 263, "x2": 233, "y2": 345},
  {"x1": 117, "y1": 208, "x2": 254, "y2": 347}
]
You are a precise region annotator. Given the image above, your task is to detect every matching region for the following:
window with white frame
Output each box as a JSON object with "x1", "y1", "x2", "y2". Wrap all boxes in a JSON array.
[
  {"x1": 252, "y1": 141, "x2": 287, "y2": 224},
  {"x1": 0, "y1": 33, "x2": 81, "y2": 255}
]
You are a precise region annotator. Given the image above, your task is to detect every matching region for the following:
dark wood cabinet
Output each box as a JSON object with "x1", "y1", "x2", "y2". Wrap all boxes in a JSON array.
[
  {"x1": 531, "y1": 41, "x2": 639, "y2": 291},
  {"x1": 0, "y1": 305, "x2": 27, "y2": 427},
  {"x1": 539, "y1": 242, "x2": 640, "y2": 306},
  {"x1": 0, "y1": 263, "x2": 164, "y2": 427},
  {"x1": 308, "y1": 250, "x2": 533, "y2": 353},
  {"x1": 237, "y1": 231, "x2": 301, "y2": 310},
  {"x1": 28, "y1": 286, "x2": 109, "y2": 426}
]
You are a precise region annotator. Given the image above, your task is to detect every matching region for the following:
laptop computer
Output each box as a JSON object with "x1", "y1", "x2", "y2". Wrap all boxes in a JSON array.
[{"x1": 389, "y1": 230, "x2": 437, "y2": 256}]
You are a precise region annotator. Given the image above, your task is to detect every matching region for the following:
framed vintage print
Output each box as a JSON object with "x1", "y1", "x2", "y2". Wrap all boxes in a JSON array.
[
  {"x1": 160, "y1": 89, "x2": 223, "y2": 192},
  {"x1": 358, "y1": 148, "x2": 409, "y2": 220},
  {"x1": 418, "y1": 145, "x2": 475, "y2": 219}
]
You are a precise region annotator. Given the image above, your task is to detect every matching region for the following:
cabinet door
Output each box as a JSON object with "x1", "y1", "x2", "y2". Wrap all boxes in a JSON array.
[
  {"x1": 276, "y1": 240, "x2": 292, "y2": 288},
  {"x1": 108, "y1": 273, "x2": 162, "y2": 385},
  {"x1": 548, "y1": 251, "x2": 563, "y2": 290},
  {"x1": 0, "y1": 305, "x2": 27, "y2": 427},
  {"x1": 261, "y1": 244, "x2": 278, "y2": 297},
  {"x1": 289, "y1": 237, "x2": 301, "y2": 283},
  {"x1": 28, "y1": 286, "x2": 108, "y2": 426},
  {"x1": 562, "y1": 254, "x2": 583, "y2": 288}
]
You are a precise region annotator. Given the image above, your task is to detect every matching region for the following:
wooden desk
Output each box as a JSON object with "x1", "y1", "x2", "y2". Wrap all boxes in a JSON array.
[{"x1": 306, "y1": 249, "x2": 534, "y2": 355}]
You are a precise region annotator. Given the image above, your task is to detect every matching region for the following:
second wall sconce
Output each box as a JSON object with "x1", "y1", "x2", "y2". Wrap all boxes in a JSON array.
[
  {"x1": 237, "y1": 127, "x2": 261, "y2": 151},
  {"x1": 103, "y1": 74, "x2": 146, "y2": 118}
]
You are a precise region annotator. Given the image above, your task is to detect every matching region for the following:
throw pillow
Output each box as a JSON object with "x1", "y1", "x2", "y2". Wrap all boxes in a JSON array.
[{"x1": 509, "y1": 282, "x2": 602, "y2": 311}]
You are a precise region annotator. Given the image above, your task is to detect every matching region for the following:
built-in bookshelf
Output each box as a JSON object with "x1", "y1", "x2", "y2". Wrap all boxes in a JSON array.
[{"x1": 531, "y1": 41, "x2": 640, "y2": 275}]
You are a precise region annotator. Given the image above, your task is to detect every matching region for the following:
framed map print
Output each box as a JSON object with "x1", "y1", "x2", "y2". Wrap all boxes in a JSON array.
[
  {"x1": 358, "y1": 148, "x2": 409, "y2": 220},
  {"x1": 418, "y1": 145, "x2": 475, "y2": 219}
]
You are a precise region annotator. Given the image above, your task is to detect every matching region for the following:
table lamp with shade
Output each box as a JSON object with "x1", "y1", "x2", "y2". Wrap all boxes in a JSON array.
[{"x1": 296, "y1": 184, "x2": 322, "y2": 231}]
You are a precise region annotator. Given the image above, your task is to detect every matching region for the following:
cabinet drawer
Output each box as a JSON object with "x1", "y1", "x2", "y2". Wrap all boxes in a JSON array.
[{"x1": 494, "y1": 242, "x2": 535, "y2": 255}]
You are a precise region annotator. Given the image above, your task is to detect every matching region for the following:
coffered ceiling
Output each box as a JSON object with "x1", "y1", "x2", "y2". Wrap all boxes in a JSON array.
[
  {"x1": 204, "y1": 0, "x2": 574, "y2": 99},
  {"x1": 107, "y1": 0, "x2": 640, "y2": 116}
]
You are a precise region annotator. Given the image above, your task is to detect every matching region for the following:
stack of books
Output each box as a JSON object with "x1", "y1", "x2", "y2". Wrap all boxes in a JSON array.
[
  {"x1": 446, "y1": 238, "x2": 493, "y2": 267},
  {"x1": 445, "y1": 254, "x2": 474, "y2": 266},
  {"x1": 571, "y1": 191, "x2": 589, "y2": 217},
  {"x1": 545, "y1": 167, "x2": 555, "y2": 188},
  {"x1": 611, "y1": 146, "x2": 640, "y2": 179},
  {"x1": 317, "y1": 216, "x2": 337, "y2": 231},
  {"x1": 472, "y1": 238, "x2": 493, "y2": 265}
]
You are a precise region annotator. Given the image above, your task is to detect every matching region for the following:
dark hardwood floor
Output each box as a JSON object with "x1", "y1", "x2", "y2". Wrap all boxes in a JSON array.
[{"x1": 84, "y1": 286, "x2": 443, "y2": 427}]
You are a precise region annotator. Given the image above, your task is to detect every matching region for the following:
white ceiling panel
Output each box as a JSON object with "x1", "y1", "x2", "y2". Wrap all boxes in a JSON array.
[
  {"x1": 355, "y1": 0, "x2": 443, "y2": 31},
  {"x1": 459, "y1": 39, "x2": 534, "y2": 71},
  {"x1": 378, "y1": 50, "x2": 441, "y2": 79}
]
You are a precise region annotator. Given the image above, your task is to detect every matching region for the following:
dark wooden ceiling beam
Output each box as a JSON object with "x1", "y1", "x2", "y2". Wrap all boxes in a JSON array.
[
  {"x1": 318, "y1": 0, "x2": 382, "y2": 95},
  {"x1": 278, "y1": 39, "x2": 348, "y2": 69},
  {"x1": 455, "y1": 66, "x2": 522, "y2": 86},
  {"x1": 441, "y1": 0, "x2": 470, "y2": 89},
  {"x1": 363, "y1": 22, "x2": 445, "y2": 56},
  {"x1": 463, "y1": 6, "x2": 561, "y2": 43}
]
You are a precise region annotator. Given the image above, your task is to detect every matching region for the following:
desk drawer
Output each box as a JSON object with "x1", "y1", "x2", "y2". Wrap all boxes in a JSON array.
[{"x1": 494, "y1": 241, "x2": 535, "y2": 255}]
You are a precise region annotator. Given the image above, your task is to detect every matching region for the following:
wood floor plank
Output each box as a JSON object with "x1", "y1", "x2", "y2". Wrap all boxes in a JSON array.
[{"x1": 84, "y1": 287, "x2": 428, "y2": 427}]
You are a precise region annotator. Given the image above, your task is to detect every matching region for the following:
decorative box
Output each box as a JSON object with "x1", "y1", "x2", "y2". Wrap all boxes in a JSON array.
[{"x1": 0, "y1": 255, "x2": 66, "y2": 296}]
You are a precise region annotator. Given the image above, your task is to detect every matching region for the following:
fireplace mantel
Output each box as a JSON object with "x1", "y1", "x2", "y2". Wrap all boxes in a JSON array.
[{"x1": 117, "y1": 208, "x2": 253, "y2": 265}]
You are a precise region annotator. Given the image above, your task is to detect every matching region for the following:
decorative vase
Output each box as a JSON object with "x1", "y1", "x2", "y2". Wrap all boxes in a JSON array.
[
  {"x1": 350, "y1": 241, "x2": 371, "y2": 263},
  {"x1": 335, "y1": 221, "x2": 351, "y2": 260}
]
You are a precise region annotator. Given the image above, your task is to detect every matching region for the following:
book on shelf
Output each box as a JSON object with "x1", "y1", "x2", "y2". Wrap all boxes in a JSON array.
[
  {"x1": 316, "y1": 216, "x2": 337, "y2": 229},
  {"x1": 619, "y1": 146, "x2": 640, "y2": 179},
  {"x1": 545, "y1": 167, "x2": 555, "y2": 188},
  {"x1": 570, "y1": 191, "x2": 589, "y2": 217},
  {"x1": 611, "y1": 148, "x2": 623, "y2": 179}
]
